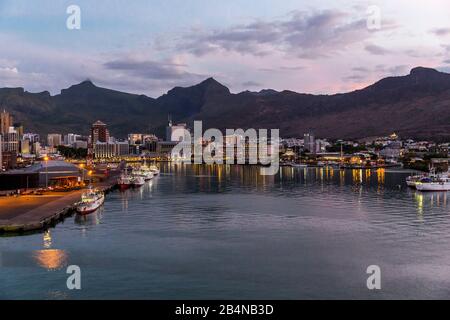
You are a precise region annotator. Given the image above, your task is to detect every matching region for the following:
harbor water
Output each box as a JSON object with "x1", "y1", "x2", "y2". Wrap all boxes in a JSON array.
[{"x1": 2, "y1": 164, "x2": 450, "y2": 299}]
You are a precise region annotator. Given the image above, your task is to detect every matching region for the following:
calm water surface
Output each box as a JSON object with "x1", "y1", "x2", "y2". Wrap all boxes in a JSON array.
[{"x1": 2, "y1": 164, "x2": 450, "y2": 299}]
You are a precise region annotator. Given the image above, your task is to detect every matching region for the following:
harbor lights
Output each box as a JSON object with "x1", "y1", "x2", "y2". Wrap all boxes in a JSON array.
[
  {"x1": 44, "y1": 156, "x2": 49, "y2": 189},
  {"x1": 88, "y1": 170, "x2": 93, "y2": 185}
]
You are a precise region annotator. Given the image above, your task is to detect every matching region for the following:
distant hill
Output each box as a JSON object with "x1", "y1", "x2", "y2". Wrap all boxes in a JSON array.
[{"x1": 1, "y1": 67, "x2": 450, "y2": 140}]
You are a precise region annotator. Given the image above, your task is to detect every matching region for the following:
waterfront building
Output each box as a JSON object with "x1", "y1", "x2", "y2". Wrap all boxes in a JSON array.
[
  {"x1": 93, "y1": 142, "x2": 116, "y2": 159},
  {"x1": 143, "y1": 134, "x2": 158, "y2": 152},
  {"x1": 128, "y1": 134, "x2": 143, "y2": 155},
  {"x1": 128, "y1": 133, "x2": 143, "y2": 145},
  {"x1": 157, "y1": 141, "x2": 180, "y2": 159},
  {"x1": 116, "y1": 141, "x2": 130, "y2": 156},
  {"x1": 93, "y1": 140, "x2": 130, "y2": 159}
]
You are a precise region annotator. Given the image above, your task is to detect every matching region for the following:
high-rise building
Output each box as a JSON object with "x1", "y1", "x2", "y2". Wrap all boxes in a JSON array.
[
  {"x1": 13, "y1": 123, "x2": 24, "y2": 137},
  {"x1": 64, "y1": 133, "x2": 82, "y2": 146},
  {"x1": 47, "y1": 133, "x2": 62, "y2": 147},
  {"x1": 91, "y1": 120, "x2": 110, "y2": 144},
  {"x1": 304, "y1": 132, "x2": 315, "y2": 154},
  {"x1": 2, "y1": 127, "x2": 19, "y2": 154},
  {"x1": 1, "y1": 109, "x2": 13, "y2": 135},
  {"x1": 21, "y1": 138, "x2": 30, "y2": 154}
]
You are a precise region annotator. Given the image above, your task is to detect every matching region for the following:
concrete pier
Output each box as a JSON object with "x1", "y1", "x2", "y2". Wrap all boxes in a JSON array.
[{"x1": 0, "y1": 174, "x2": 118, "y2": 234}]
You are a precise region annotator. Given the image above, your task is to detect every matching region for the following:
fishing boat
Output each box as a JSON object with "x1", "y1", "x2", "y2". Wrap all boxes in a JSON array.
[
  {"x1": 76, "y1": 187, "x2": 105, "y2": 215},
  {"x1": 117, "y1": 172, "x2": 133, "y2": 190}
]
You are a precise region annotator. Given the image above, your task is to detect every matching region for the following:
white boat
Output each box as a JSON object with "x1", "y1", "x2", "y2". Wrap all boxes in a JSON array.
[
  {"x1": 407, "y1": 169, "x2": 445, "y2": 189},
  {"x1": 117, "y1": 173, "x2": 133, "y2": 190},
  {"x1": 416, "y1": 177, "x2": 450, "y2": 191},
  {"x1": 131, "y1": 175, "x2": 145, "y2": 187},
  {"x1": 149, "y1": 165, "x2": 160, "y2": 175},
  {"x1": 406, "y1": 175, "x2": 423, "y2": 188},
  {"x1": 76, "y1": 188, "x2": 105, "y2": 215},
  {"x1": 133, "y1": 169, "x2": 154, "y2": 181}
]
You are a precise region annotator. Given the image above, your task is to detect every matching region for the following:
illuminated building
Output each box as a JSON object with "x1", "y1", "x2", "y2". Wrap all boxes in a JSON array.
[
  {"x1": 304, "y1": 132, "x2": 315, "y2": 154},
  {"x1": 47, "y1": 133, "x2": 62, "y2": 147},
  {"x1": 91, "y1": 120, "x2": 110, "y2": 143}
]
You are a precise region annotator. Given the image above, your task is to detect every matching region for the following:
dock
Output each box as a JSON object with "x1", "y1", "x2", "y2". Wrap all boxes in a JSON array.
[{"x1": 0, "y1": 173, "x2": 118, "y2": 235}]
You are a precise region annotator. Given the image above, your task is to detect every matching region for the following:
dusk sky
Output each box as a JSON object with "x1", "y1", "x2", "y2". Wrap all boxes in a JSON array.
[{"x1": 0, "y1": 0, "x2": 449, "y2": 96}]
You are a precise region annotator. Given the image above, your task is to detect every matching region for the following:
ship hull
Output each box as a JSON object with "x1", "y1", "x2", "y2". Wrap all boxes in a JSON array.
[
  {"x1": 416, "y1": 183, "x2": 450, "y2": 191},
  {"x1": 76, "y1": 196, "x2": 105, "y2": 215}
]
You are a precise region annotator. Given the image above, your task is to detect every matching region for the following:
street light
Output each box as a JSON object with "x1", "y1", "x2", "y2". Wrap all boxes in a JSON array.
[
  {"x1": 79, "y1": 163, "x2": 85, "y2": 185},
  {"x1": 44, "y1": 156, "x2": 49, "y2": 189}
]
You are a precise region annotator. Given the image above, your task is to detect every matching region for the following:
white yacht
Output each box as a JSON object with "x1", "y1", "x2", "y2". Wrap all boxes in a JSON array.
[{"x1": 416, "y1": 176, "x2": 450, "y2": 191}]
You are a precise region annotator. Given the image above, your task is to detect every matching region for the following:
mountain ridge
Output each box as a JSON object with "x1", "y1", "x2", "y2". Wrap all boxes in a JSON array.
[{"x1": 1, "y1": 66, "x2": 450, "y2": 140}]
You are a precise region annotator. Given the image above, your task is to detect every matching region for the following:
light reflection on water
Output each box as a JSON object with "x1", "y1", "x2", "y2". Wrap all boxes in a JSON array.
[{"x1": 2, "y1": 164, "x2": 450, "y2": 299}]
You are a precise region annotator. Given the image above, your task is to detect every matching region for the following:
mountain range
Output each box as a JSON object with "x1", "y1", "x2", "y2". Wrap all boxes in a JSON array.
[{"x1": 1, "y1": 66, "x2": 450, "y2": 141}]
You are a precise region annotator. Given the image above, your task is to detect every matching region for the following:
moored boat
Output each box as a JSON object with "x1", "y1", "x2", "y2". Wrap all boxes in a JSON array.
[
  {"x1": 131, "y1": 175, "x2": 145, "y2": 187},
  {"x1": 406, "y1": 175, "x2": 423, "y2": 188},
  {"x1": 149, "y1": 165, "x2": 160, "y2": 175},
  {"x1": 117, "y1": 173, "x2": 133, "y2": 190},
  {"x1": 76, "y1": 188, "x2": 105, "y2": 215},
  {"x1": 133, "y1": 169, "x2": 154, "y2": 181},
  {"x1": 416, "y1": 177, "x2": 450, "y2": 191}
]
